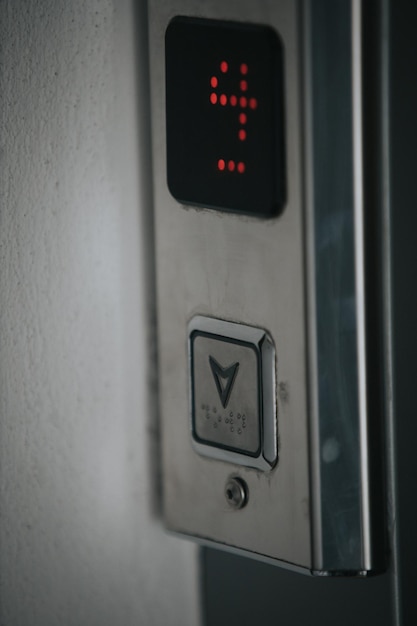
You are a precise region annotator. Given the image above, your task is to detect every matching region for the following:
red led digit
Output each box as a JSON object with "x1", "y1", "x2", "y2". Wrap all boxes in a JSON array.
[{"x1": 210, "y1": 62, "x2": 253, "y2": 177}]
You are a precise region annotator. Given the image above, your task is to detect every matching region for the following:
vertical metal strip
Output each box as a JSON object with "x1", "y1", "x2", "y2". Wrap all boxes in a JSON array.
[
  {"x1": 302, "y1": 0, "x2": 323, "y2": 571},
  {"x1": 351, "y1": 0, "x2": 372, "y2": 570},
  {"x1": 380, "y1": 0, "x2": 401, "y2": 620}
]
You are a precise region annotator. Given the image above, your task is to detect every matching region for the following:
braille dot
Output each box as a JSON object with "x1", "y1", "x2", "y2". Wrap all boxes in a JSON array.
[
  {"x1": 249, "y1": 97, "x2": 258, "y2": 110},
  {"x1": 238, "y1": 428, "x2": 242, "y2": 435},
  {"x1": 229, "y1": 412, "x2": 233, "y2": 417},
  {"x1": 243, "y1": 423, "x2": 246, "y2": 428},
  {"x1": 225, "y1": 418, "x2": 229, "y2": 424},
  {"x1": 210, "y1": 76, "x2": 218, "y2": 88},
  {"x1": 230, "y1": 95, "x2": 237, "y2": 106},
  {"x1": 230, "y1": 427, "x2": 234, "y2": 433},
  {"x1": 210, "y1": 93, "x2": 218, "y2": 105},
  {"x1": 237, "y1": 414, "x2": 241, "y2": 419},
  {"x1": 220, "y1": 94, "x2": 227, "y2": 106},
  {"x1": 220, "y1": 61, "x2": 228, "y2": 73},
  {"x1": 240, "y1": 63, "x2": 248, "y2": 75},
  {"x1": 230, "y1": 419, "x2": 234, "y2": 424}
]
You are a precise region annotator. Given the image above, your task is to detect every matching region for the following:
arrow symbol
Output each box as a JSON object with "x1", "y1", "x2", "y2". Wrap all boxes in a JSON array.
[{"x1": 209, "y1": 356, "x2": 240, "y2": 409}]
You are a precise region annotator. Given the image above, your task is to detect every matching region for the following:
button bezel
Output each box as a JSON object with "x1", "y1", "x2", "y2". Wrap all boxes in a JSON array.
[{"x1": 188, "y1": 315, "x2": 278, "y2": 471}]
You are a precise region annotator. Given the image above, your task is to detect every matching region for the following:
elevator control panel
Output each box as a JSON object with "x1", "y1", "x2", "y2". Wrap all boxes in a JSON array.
[
  {"x1": 150, "y1": 0, "x2": 383, "y2": 577},
  {"x1": 165, "y1": 17, "x2": 285, "y2": 216}
]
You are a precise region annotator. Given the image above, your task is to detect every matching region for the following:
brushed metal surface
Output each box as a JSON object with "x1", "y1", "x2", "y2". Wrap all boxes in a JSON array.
[
  {"x1": 149, "y1": 0, "x2": 311, "y2": 568},
  {"x1": 304, "y1": 0, "x2": 383, "y2": 574}
]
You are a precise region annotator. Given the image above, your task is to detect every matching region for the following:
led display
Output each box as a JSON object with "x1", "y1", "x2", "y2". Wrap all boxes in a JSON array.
[{"x1": 165, "y1": 17, "x2": 285, "y2": 217}]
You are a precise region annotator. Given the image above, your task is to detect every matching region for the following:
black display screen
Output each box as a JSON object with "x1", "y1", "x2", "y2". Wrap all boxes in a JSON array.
[{"x1": 165, "y1": 17, "x2": 285, "y2": 217}]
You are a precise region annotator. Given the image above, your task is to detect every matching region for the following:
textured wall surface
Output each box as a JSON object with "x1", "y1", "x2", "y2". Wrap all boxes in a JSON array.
[{"x1": 0, "y1": 1, "x2": 200, "y2": 624}]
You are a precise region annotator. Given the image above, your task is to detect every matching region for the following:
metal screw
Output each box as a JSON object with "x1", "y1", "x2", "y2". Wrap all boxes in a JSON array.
[{"x1": 224, "y1": 476, "x2": 248, "y2": 510}]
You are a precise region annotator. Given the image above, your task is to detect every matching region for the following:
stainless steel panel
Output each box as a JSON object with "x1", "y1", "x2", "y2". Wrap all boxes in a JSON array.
[
  {"x1": 149, "y1": 0, "x2": 311, "y2": 569},
  {"x1": 149, "y1": 0, "x2": 385, "y2": 574}
]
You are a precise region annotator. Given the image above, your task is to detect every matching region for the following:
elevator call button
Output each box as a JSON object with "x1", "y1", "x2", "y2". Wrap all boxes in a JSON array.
[
  {"x1": 165, "y1": 17, "x2": 285, "y2": 217},
  {"x1": 189, "y1": 316, "x2": 278, "y2": 471},
  {"x1": 192, "y1": 334, "x2": 261, "y2": 456}
]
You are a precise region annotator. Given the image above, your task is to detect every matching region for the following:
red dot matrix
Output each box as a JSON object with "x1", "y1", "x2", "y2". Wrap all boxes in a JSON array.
[{"x1": 209, "y1": 61, "x2": 256, "y2": 178}]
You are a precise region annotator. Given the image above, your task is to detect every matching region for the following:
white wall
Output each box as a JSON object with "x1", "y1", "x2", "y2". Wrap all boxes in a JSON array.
[{"x1": 0, "y1": 1, "x2": 200, "y2": 624}]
